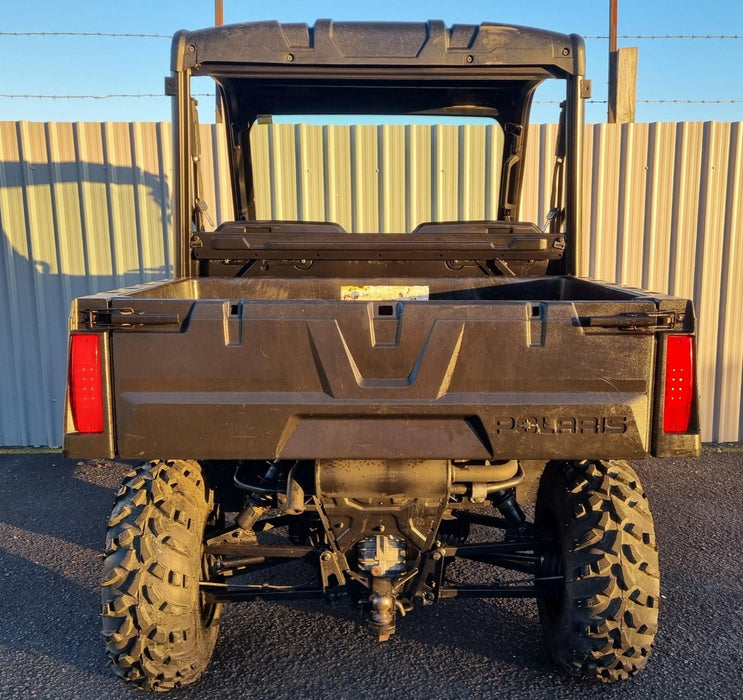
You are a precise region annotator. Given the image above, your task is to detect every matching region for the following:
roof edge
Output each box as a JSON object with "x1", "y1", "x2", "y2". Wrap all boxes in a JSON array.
[{"x1": 171, "y1": 20, "x2": 584, "y2": 76}]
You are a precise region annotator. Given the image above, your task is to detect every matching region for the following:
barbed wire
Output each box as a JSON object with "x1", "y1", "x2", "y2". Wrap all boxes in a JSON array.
[
  {"x1": 0, "y1": 93, "x2": 213, "y2": 100},
  {"x1": 584, "y1": 34, "x2": 743, "y2": 40},
  {"x1": 537, "y1": 99, "x2": 743, "y2": 104},
  {"x1": 1, "y1": 32, "x2": 740, "y2": 108},
  {"x1": 635, "y1": 99, "x2": 743, "y2": 104},
  {"x1": 0, "y1": 31, "x2": 169, "y2": 38},
  {"x1": 1, "y1": 93, "x2": 741, "y2": 104},
  {"x1": 1, "y1": 30, "x2": 742, "y2": 40}
]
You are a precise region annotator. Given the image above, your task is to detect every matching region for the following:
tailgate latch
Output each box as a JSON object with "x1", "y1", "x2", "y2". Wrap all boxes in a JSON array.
[
  {"x1": 83, "y1": 308, "x2": 181, "y2": 330},
  {"x1": 576, "y1": 311, "x2": 677, "y2": 332}
]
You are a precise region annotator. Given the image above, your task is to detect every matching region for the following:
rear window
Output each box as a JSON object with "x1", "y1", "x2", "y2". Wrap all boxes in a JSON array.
[{"x1": 247, "y1": 116, "x2": 505, "y2": 233}]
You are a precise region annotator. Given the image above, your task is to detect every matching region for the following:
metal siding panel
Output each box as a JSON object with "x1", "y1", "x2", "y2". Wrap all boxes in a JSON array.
[
  {"x1": 406, "y1": 125, "x2": 432, "y2": 230},
  {"x1": 272, "y1": 124, "x2": 299, "y2": 221},
  {"x1": 195, "y1": 124, "x2": 218, "y2": 229},
  {"x1": 642, "y1": 123, "x2": 675, "y2": 293},
  {"x1": 50, "y1": 124, "x2": 95, "y2": 295},
  {"x1": 41, "y1": 123, "x2": 80, "y2": 444},
  {"x1": 695, "y1": 123, "x2": 731, "y2": 441},
  {"x1": 297, "y1": 124, "x2": 326, "y2": 223},
  {"x1": 479, "y1": 124, "x2": 503, "y2": 222},
  {"x1": 518, "y1": 124, "x2": 539, "y2": 224},
  {"x1": 0, "y1": 122, "x2": 36, "y2": 445},
  {"x1": 486, "y1": 126, "x2": 504, "y2": 221},
  {"x1": 199, "y1": 123, "x2": 234, "y2": 227},
  {"x1": 460, "y1": 126, "x2": 483, "y2": 220},
  {"x1": 520, "y1": 123, "x2": 560, "y2": 252},
  {"x1": 323, "y1": 125, "x2": 352, "y2": 231},
  {"x1": 668, "y1": 122, "x2": 703, "y2": 301},
  {"x1": 18, "y1": 122, "x2": 58, "y2": 445},
  {"x1": 130, "y1": 123, "x2": 164, "y2": 277},
  {"x1": 101, "y1": 122, "x2": 140, "y2": 285},
  {"x1": 75, "y1": 123, "x2": 114, "y2": 286},
  {"x1": 715, "y1": 122, "x2": 743, "y2": 441},
  {"x1": 433, "y1": 125, "x2": 459, "y2": 222},
  {"x1": 543, "y1": 123, "x2": 560, "y2": 225},
  {"x1": 380, "y1": 124, "x2": 406, "y2": 233},
  {"x1": 205, "y1": 123, "x2": 232, "y2": 225},
  {"x1": 157, "y1": 122, "x2": 175, "y2": 275},
  {"x1": 250, "y1": 123, "x2": 272, "y2": 219},
  {"x1": 587, "y1": 124, "x2": 620, "y2": 281},
  {"x1": 351, "y1": 126, "x2": 379, "y2": 232},
  {"x1": 616, "y1": 123, "x2": 649, "y2": 287}
]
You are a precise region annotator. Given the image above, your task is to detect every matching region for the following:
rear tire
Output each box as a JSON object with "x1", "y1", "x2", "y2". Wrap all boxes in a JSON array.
[
  {"x1": 535, "y1": 460, "x2": 659, "y2": 682},
  {"x1": 101, "y1": 460, "x2": 221, "y2": 691}
]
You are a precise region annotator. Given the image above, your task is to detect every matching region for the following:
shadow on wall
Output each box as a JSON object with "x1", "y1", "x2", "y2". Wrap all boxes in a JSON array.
[{"x1": 0, "y1": 160, "x2": 172, "y2": 448}]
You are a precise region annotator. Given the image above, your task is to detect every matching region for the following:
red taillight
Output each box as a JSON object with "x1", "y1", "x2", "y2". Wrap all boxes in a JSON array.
[
  {"x1": 663, "y1": 335, "x2": 695, "y2": 433},
  {"x1": 69, "y1": 334, "x2": 104, "y2": 433}
]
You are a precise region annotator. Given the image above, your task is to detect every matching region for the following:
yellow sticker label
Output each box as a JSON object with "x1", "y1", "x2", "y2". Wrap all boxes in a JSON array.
[{"x1": 340, "y1": 285, "x2": 430, "y2": 301}]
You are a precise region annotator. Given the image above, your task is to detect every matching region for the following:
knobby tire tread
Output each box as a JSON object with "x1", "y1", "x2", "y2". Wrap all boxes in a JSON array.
[
  {"x1": 101, "y1": 459, "x2": 221, "y2": 691},
  {"x1": 536, "y1": 459, "x2": 660, "y2": 683}
]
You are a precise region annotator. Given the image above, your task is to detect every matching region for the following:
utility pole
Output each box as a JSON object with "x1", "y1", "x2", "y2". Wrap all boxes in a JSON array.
[
  {"x1": 215, "y1": 0, "x2": 224, "y2": 123},
  {"x1": 608, "y1": 0, "x2": 638, "y2": 123}
]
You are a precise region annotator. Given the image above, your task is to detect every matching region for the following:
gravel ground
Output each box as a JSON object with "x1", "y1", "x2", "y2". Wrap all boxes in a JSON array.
[{"x1": 0, "y1": 448, "x2": 742, "y2": 699}]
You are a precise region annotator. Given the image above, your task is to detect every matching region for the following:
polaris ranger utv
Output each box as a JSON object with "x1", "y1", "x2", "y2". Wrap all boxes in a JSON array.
[{"x1": 63, "y1": 20, "x2": 700, "y2": 690}]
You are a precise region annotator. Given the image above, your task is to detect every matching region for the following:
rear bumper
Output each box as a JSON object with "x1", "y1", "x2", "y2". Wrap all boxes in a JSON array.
[{"x1": 107, "y1": 391, "x2": 651, "y2": 461}]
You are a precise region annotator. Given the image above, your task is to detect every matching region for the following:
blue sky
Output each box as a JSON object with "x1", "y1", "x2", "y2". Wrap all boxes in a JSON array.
[{"x1": 1, "y1": 0, "x2": 741, "y2": 124}]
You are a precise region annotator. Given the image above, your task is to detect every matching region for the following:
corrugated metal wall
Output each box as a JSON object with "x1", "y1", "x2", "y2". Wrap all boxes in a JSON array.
[
  {"x1": 1, "y1": 120, "x2": 741, "y2": 446},
  {"x1": 0, "y1": 121, "x2": 231, "y2": 447},
  {"x1": 249, "y1": 123, "x2": 504, "y2": 231}
]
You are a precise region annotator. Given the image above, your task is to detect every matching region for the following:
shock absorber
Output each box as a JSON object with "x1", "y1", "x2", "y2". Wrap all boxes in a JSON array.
[{"x1": 234, "y1": 461, "x2": 281, "y2": 532}]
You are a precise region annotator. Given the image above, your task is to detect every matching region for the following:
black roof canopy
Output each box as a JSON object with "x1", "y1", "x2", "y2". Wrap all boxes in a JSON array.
[
  {"x1": 172, "y1": 21, "x2": 584, "y2": 122},
  {"x1": 174, "y1": 20, "x2": 584, "y2": 76}
]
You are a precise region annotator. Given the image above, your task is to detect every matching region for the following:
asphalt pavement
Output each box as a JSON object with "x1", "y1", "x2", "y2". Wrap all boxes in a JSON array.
[{"x1": 0, "y1": 448, "x2": 742, "y2": 699}]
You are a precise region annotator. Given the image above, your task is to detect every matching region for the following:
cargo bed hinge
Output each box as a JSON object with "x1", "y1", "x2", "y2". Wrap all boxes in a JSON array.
[
  {"x1": 83, "y1": 308, "x2": 181, "y2": 330},
  {"x1": 575, "y1": 311, "x2": 677, "y2": 332}
]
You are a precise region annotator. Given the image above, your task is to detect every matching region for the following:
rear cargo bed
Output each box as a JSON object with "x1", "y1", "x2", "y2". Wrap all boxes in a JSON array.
[{"x1": 69, "y1": 275, "x2": 694, "y2": 461}]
